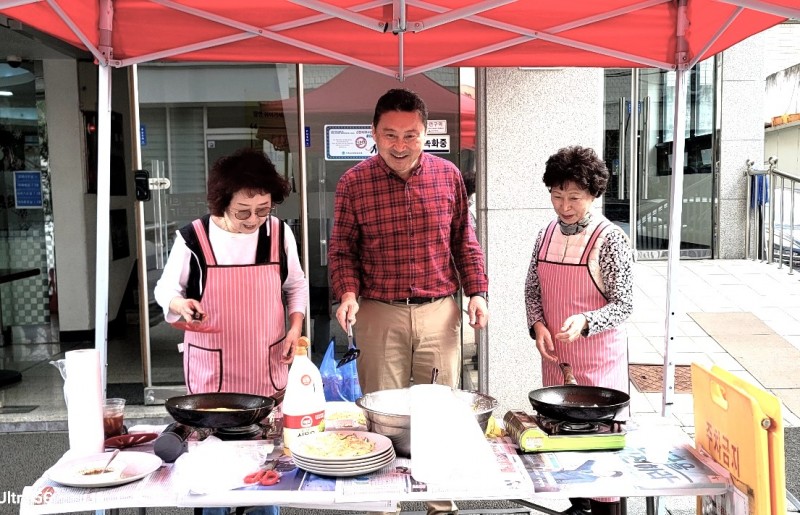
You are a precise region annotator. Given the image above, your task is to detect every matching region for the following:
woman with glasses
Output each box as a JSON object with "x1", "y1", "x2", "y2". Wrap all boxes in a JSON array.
[{"x1": 155, "y1": 147, "x2": 308, "y2": 403}]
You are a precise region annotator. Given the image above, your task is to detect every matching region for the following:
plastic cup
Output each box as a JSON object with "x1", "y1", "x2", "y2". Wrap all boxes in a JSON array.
[{"x1": 103, "y1": 398, "x2": 126, "y2": 439}]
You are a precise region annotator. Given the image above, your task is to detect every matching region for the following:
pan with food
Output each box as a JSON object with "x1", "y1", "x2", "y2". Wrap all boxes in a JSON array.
[
  {"x1": 528, "y1": 363, "x2": 630, "y2": 422},
  {"x1": 165, "y1": 390, "x2": 285, "y2": 429}
]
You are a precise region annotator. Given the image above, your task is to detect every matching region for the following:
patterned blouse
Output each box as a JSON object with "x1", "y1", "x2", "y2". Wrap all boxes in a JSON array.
[{"x1": 524, "y1": 213, "x2": 634, "y2": 337}]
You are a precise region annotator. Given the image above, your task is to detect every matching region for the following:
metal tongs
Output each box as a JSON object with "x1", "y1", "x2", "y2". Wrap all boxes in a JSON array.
[{"x1": 336, "y1": 321, "x2": 361, "y2": 368}]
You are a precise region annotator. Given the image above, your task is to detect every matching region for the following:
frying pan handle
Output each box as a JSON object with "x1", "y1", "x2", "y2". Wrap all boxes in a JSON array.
[
  {"x1": 272, "y1": 388, "x2": 286, "y2": 407},
  {"x1": 559, "y1": 363, "x2": 578, "y2": 385}
]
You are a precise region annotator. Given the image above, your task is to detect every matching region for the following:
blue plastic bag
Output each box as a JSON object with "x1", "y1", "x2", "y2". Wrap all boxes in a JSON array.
[{"x1": 320, "y1": 338, "x2": 362, "y2": 402}]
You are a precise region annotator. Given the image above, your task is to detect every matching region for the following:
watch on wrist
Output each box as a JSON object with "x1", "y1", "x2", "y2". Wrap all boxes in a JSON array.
[{"x1": 471, "y1": 291, "x2": 488, "y2": 302}]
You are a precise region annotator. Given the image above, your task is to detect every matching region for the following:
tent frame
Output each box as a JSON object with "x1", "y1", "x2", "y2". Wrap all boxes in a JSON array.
[{"x1": 5, "y1": 0, "x2": 797, "y2": 413}]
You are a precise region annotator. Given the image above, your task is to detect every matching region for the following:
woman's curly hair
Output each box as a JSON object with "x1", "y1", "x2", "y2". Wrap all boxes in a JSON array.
[
  {"x1": 543, "y1": 146, "x2": 609, "y2": 198},
  {"x1": 206, "y1": 147, "x2": 292, "y2": 217}
]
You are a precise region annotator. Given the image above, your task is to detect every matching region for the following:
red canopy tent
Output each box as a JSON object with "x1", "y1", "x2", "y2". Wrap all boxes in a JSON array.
[
  {"x1": 0, "y1": 0, "x2": 796, "y2": 79},
  {"x1": 1, "y1": 0, "x2": 797, "y2": 412}
]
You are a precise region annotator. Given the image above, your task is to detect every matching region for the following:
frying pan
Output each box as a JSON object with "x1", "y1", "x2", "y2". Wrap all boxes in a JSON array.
[
  {"x1": 528, "y1": 363, "x2": 630, "y2": 422},
  {"x1": 165, "y1": 390, "x2": 284, "y2": 429}
]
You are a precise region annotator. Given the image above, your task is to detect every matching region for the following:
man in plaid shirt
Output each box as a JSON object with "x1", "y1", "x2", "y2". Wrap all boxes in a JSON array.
[{"x1": 328, "y1": 88, "x2": 489, "y2": 514}]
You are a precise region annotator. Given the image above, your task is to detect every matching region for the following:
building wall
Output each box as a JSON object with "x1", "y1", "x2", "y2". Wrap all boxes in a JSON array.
[
  {"x1": 481, "y1": 67, "x2": 605, "y2": 415},
  {"x1": 718, "y1": 33, "x2": 767, "y2": 259}
]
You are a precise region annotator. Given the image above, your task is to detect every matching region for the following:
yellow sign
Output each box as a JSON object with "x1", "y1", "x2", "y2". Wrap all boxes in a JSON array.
[{"x1": 692, "y1": 363, "x2": 785, "y2": 515}]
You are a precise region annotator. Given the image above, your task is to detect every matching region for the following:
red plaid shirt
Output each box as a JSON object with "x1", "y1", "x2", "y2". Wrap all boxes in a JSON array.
[{"x1": 329, "y1": 153, "x2": 488, "y2": 302}]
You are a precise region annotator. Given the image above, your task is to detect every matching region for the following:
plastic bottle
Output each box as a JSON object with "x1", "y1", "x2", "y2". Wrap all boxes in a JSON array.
[{"x1": 282, "y1": 336, "x2": 326, "y2": 455}]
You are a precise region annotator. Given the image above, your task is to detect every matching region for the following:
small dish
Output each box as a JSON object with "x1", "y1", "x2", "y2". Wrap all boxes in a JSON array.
[{"x1": 48, "y1": 451, "x2": 163, "y2": 488}]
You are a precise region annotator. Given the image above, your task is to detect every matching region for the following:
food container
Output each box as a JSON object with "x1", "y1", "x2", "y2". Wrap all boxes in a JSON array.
[{"x1": 355, "y1": 387, "x2": 497, "y2": 457}]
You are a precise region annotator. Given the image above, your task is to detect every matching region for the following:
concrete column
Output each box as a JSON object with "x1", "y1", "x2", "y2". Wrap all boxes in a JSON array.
[
  {"x1": 481, "y1": 67, "x2": 604, "y2": 415},
  {"x1": 718, "y1": 33, "x2": 766, "y2": 259}
]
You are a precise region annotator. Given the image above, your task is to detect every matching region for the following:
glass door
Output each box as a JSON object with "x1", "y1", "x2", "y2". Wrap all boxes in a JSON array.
[{"x1": 603, "y1": 63, "x2": 716, "y2": 260}]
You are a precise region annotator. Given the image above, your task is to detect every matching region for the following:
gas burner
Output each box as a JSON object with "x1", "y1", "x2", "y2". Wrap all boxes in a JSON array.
[
  {"x1": 557, "y1": 421, "x2": 599, "y2": 434},
  {"x1": 213, "y1": 422, "x2": 270, "y2": 440},
  {"x1": 534, "y1": 413, "x2": 625, "y2": 435},
  {"x1": 504, "y1": 410, "x2": 627, "y2": 453}
]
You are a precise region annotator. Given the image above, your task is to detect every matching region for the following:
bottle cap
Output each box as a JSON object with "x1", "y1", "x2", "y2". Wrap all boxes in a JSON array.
[{"x1": 296, "y1": 336, "x2": 310, "y2": 356}]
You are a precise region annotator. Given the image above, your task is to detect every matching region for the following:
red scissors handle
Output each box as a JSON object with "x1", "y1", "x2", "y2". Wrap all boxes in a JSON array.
[{"x1": 244, "y1": 469, "x2": 280, "y2": 486}]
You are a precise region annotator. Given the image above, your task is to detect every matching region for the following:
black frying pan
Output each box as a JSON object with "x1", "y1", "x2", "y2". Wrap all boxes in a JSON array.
[
  {"x1": 165, "y1": 391, "x2": 284, "y2": 429},
  {"x1": 528, "y1": 363, "x2": 630, "y2": 421}
]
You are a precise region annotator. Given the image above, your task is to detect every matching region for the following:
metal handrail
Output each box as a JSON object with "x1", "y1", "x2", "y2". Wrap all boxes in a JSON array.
[{"x1": 745, "y1": 157, "x2": 800, "y2": 273}]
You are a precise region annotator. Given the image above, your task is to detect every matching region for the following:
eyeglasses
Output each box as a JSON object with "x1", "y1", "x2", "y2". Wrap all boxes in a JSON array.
[{"x1": 229, "y1": 206, "x2": 273, "y2": 220}]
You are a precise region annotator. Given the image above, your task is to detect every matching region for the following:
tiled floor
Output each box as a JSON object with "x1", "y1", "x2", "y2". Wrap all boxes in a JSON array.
[
  {"x1": 1, "y1": 258, "x2": 799, "y2": 433},
  {"x1": 625, "y1": 258, "x2": 800, "y2": 431}
]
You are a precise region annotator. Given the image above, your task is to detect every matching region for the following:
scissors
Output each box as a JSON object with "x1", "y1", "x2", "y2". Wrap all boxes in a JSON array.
[{"x1": 336, "y1": 321, "x2": 361, "y2": 368}]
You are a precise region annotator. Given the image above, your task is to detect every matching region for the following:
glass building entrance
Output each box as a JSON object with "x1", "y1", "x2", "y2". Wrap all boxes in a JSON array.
[
  {"x1": 603, "y1": 61, "x2": 717, "y2": 260},
  {"x1": 133, "y1": 64, "x2": 475, "y2": 402}
]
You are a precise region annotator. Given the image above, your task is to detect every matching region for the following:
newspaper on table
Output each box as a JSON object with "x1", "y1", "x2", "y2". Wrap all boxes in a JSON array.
[
  {"x1": 20, "y1": 460, "x2": 179, "y2": 515},
  {"x1": 517, "y1": 441, "x2": 730, "y2": 498},
  {"x1": 176, "y1": 437, "x2": 394, "y2": 511},
  {"x1": 334, "y1": 437, "x2": 535, "y2": 503}
]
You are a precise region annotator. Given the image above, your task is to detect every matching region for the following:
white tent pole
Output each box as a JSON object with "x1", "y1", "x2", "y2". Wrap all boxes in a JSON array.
[
  {"x1": 94, "y1": 64, "x2": 112, "y2": 393},
  {"x1": 94, "y1": 0, "x2": 113, "y2": 394},
  {"x1": 662, "y1": 0, "x2": 690, "y2": 416}
]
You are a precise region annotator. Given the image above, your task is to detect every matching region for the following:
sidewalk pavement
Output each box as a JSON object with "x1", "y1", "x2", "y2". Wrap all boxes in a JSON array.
[{"x1": 626, "y1": 259, "x2": 800, "y2": 431}]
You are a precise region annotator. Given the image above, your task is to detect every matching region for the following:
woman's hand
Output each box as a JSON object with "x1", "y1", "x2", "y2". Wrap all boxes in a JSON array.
[
  {"x1": 555, "y1": 314, "x2": 588, "y2": 343},
  {"x1": 281, "y1": 326, "x2": 302, "y2": 364},
  {"x1": 169, "y1": 297, "x2": 205, "y2": 323},
  {"x1": 534, "y1": 321, "x2": 559, "y2": 362},
  {"x1": 335, "y1": 292, "x2": 359, "y2": 331},
  {"x1": 282, "y1": 312, "x2": 305, "y2": 364}
]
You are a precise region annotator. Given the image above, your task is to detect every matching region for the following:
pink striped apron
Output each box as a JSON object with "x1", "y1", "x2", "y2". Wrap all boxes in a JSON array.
[
  {"x1": 539, "y1": 219, "x2": 627, "y2": 503},
  {"x1": 183, "y1": 217, "x2": 288, "y2": 397},
  {"x1": 537, "y1": 219, "x2": 628, "y2": 393}
]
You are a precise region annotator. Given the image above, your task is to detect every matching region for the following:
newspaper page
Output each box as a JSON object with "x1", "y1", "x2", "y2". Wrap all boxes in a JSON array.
[
  {"x1": 20, "y1": 461, "x2": 179, "y2": 515},
  {"x1": 517, "y1": 443, "x2": 729, "y2": 499},
  {"x1": 176, "y1": 438, "x2": 393, "y2": 510},
  {"x1": 334, "y1": 438, "x2": 534, "y2": 503}
]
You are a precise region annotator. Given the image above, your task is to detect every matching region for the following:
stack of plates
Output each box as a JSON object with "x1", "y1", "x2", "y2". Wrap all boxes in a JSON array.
[{"x1": 291, "y1": 431, "x2": 395, "y2": 477}]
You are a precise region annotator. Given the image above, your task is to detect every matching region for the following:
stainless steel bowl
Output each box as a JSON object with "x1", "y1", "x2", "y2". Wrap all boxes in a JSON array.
[{"x1": 355, "y1": 387, "x2": 498, "y2": 457}]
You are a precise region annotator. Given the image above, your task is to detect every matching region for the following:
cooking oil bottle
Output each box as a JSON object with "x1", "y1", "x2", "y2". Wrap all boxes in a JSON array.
[{"x1": 282, "y1": 336, "x2": 325, "y2": 455}]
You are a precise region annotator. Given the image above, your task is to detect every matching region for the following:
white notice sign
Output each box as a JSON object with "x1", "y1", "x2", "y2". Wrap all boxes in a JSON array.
[
  {"x1": 427, "y1": 120, "x2": 447, "y2": 134},
  {"x1": 325, "y1": 125, "x2": 375, "y2": 160},
  {"x1": 324, "y1": 124, "x2": 451, "y2": 160}
]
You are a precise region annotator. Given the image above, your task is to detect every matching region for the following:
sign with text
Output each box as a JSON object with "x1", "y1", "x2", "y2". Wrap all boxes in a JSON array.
[
  {"x1": 427, "y1": 120, "x2": 447, "y2": 134},
  {"x1": 14, "y1": 171, "x2": 43, "y2": 209},
  {"x1": 325, "y1": 125, "x2": 375, "y2": 160},
  {"x1": 325, "y1": 124, "x2": 451, "y2": 160}
]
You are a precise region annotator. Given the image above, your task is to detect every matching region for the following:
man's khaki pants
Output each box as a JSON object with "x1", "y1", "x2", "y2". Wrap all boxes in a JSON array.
[{"x1": 358, "y1": 297, "x2": 461, "y2": 515}]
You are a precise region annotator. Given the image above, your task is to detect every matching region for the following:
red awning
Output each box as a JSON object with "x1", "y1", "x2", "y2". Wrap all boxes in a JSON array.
[{"x1": 2, "y1": 1, "x2": 797, "y2": 79}]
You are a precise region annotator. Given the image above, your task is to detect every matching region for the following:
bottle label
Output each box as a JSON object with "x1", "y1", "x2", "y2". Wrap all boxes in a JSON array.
[
  {"x1": 283, "y1": 410, "x2": 325, "y2": 452},
  {"x1": 283, "y1": 411, "x2": 325, "y2": 429}
]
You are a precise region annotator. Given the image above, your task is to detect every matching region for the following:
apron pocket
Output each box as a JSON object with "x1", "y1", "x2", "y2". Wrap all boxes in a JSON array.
[
  {"x1": 268, "y1": 335, "x2": 289, "y2": 391},
  {"x1": 185, "y1": 343, "x2": 223, "y2": 394}
]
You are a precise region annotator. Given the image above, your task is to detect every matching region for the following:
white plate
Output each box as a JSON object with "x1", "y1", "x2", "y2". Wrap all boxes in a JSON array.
[
  {"x1": 48, "y1": 451, "x2": 163, "y2": 488},
  {"x1": 295, "y1": 451, "x2": 395, "y2": 477},
  {"x1": 291, "y1": 431, "x2": 392, "y2": 462},
  {"x1": 292, "y1": 446, "x2": 395, "y2": 470}
]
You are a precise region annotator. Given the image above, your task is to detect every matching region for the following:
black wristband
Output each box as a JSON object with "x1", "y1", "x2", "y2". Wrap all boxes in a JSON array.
[{"x1": 470, "y1": 291, "x2": 488, "y2": 302}]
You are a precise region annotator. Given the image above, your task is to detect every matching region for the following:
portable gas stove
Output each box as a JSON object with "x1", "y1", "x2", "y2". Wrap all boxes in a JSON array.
[{"x1": 503, "y1": 410, "x2": 626, "y2": 452}]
